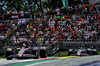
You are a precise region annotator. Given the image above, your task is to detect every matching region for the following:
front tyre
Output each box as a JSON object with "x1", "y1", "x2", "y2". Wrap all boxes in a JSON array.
[{"x1": 6, "y1": 58, "x2": 13, "y2": 60}]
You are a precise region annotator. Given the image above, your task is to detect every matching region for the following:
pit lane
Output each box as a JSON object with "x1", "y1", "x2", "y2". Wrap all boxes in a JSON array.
[{"x1": 0, "y1": 56, "x2": 100, "y2": 66}]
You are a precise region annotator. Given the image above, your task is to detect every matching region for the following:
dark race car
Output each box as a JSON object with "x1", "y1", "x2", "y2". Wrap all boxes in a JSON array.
[
  {"x1": 5, "y1": 43, "x2": 47, "y2": 60},
  {"x1": 68, "y1": 47, "x2": 97, "y2": 56}
]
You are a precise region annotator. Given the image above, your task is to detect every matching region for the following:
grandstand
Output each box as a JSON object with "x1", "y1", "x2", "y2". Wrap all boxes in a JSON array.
[{"x1": 0, "y1": 3, "x2": 100, "y2": 55}]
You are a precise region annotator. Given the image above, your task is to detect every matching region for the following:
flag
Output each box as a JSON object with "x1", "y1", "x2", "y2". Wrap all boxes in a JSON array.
[{"x1": 61, "y1": 0, "x2": 68, "y2": 8}]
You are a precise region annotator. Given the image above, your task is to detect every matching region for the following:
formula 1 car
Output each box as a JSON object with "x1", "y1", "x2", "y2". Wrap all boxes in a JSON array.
[
  {"x1": 68, "y1": 47, "x2": 97, "y2": 56},
  {"x1": 5, "y1": 43, "x2": 47, "y2": 60}
]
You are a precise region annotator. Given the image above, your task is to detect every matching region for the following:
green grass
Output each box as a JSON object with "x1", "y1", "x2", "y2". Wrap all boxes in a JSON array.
[
  {"x1": 0, "y1": 55, "x2": 5, "y2": 58},
  {"x1": 54, "y1": 51, "x2": 68, "y2": 57},
  {"x1": 97, "y1": 51, "x2": 100, "y2": 55}
]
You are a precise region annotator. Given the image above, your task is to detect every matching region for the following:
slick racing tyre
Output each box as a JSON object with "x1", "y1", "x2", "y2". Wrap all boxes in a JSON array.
[
  {"x1": 6, "y1": 57, "x2": 13, "y2": 60},
  {"x1": 6, "y1": 51, "x2": 13, "y2": 60}
]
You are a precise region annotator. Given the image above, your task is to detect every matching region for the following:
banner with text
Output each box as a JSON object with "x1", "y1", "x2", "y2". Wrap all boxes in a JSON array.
[{"x1": 11, "y1": 14, "x2": 19, "y2": 19}]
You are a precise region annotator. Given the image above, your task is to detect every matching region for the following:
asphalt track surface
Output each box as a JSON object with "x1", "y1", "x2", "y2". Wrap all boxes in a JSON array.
[{"x1": 0, "y1": 56, "x2": 100, "y2": 66}]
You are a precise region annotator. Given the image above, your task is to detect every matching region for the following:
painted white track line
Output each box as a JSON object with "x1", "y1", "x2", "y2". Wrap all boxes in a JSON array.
[{"x1": 15, "y1": 59, "x2": 35, "y2": 62}]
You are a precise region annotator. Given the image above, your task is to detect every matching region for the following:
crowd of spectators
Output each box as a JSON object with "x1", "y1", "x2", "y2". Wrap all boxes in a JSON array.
[
  {"x1": 0, "y1": 10, "x2": 33, "y2": 40},
  {"x1": 0, "y1": 19, "x2": 26, "y2": 40},
  {"x1": 3, "y1": 3, "x2": 100, "y2": 47}
]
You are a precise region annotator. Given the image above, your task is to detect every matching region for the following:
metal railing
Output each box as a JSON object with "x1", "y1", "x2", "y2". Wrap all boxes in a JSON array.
[
  {"x1": 59, "y1": 36, "x2": 100, "y2": 50},
  {"x1": 46, "y1": 40, "x2": 59, "y2": 55}
]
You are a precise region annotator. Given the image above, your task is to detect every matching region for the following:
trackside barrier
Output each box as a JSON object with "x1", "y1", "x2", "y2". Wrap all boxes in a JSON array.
[
  {"x1": 47, "y1": 40, "x2": 59, "y2": 55},
  {"x1": 59, "y1": 39, "x2": 100, "y2": 50}
]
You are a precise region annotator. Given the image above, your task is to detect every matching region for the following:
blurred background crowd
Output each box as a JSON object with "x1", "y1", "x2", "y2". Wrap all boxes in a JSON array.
[{"x1": 1, "y1": 3, "x2": 99, "y2": 48}]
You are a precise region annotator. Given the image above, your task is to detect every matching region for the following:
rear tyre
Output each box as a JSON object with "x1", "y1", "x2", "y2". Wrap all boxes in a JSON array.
[
  {"x1": 40, "y1": 50, "x2": 47, "y2": 58},
  {"x1": 91, "y1": 51, "x2": 97, "y2": 55}
]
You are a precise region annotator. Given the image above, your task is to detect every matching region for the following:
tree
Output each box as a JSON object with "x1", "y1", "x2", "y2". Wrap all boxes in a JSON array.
[
  {"x1": 5, "y1": 0, "x2": 25, "y2": 11},
  {"x1": 0, "y1": 0, "x2": 6, "y2": 12},
  {"x1": 42, "y1": 0, "x2": 63, "y2": 9},
  {"x1": 1, "y1": 0, "x2": 63, "y2": 12}
]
